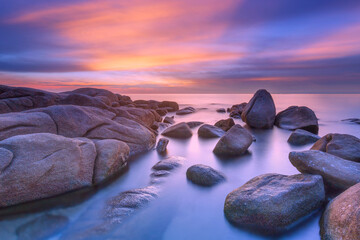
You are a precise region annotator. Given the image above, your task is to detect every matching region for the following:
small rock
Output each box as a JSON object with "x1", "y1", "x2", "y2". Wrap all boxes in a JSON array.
[
  {"x1": 341, "y1": 118, "x2": 360, "y2": 125},
  {"x1": 158, "y1": 101, "x2": 179, "y2": 112},
  {"x1": 151, "y1": 156, "x2": 183, "y2": 171},
  {"x1": 216, "y1": 108, "x2": 226, "y2": 113},
  {"x1": 214, "y1": 118, "x2": 235, "y2": 131},
  {"x1": 186, "y1": 121, "x2": 204, "y2": 128},
  {"x1": 161, "y1": 122, "x2": 193, "y2": 139},
  {"x1": 176, "y1": 107, "x2": 196, "y2": 115},
  {"x1": 186, "y1": 164, "x2": 225, "y2": 186},
  {"x1": 163, "y1": 116, "x2": 175, "y2": 124},
  {"x1": 198, "y1": 124, "x2": 225, "y2": 138},
  {"x1": 287, "y1": 129, "x2": 320, "y2": 145},
  {"x1": 229, "y1": 103, "x2": 247, "y2": 118},
  {"x1": 156, "y1": 138, "x2": 169, "y2": 153}
]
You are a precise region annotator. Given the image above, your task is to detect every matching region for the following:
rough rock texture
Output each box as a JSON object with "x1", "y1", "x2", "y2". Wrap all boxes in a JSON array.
[
  {"x1": 241, "y1": 89, "x2": 276, "y2": 129},
  {"x1": 187, "y1": 121, "x2": 204, "y2": 128},
  {"x1": 213, "y1": 124, "x2": 253, "y2": 156},
  {"x1": 321, "y1": 182, "x2": 360, "y2": 240},
  {"x1": 198, "y1": 124, "x2": 225, "y2": 138},
  {"x1": 16, "y1": 214, "x2": 69, "y2": 240},
  {"x1": 287, "y1": 129, "x2": 320, "y2": 145},
  {"x1": 224, "y1": 173, "x2": 325, "y2": 234},
  {"x1": 275, "y1": 106, "x2": 318, "y2": 134},
  {"x1": 311, "y1": 133, "x2": 360, "y2": 162},
  {"x1": 176, "y1": 107, "x2": 196, "y2": 115},
  {"x1": 214, "y1": 118, "x2": 235, "y2": 131},
  {"x1": 229, "y1": 103, "x2": 247, "y2": 118},
  {"x1": 186, "y1": 164, "x2": 225, "y2": 186},
  {"x1": 0, "y1": 133, "x2": 96, "y2": 207},
  {"x1": 93, "y1": 139, "x2": 130, "y2": 184},
  {"x1": 161, "y1": 122, "x2": 193, "y2": 139},
  {"x1": 289, "y1": 150, "x2": 360, "y2": 192},
  {"x1": 156, "y1": 138, "x2": 169, "y2": 153}
]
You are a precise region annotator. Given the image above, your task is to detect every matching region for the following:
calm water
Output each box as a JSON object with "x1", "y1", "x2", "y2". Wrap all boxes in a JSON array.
[{"x1": 0, "y1": 94, "x2": 359, "y2": 240}]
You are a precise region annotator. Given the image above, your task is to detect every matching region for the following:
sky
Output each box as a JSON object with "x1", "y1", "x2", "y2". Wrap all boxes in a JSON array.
[{"x1": 0, "y1": 0, "x2": 360, "y2": 93}]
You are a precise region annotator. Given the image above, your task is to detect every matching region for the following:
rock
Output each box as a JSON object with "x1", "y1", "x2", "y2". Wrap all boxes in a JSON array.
[
  {"x1": 0, "y1": 133, "x2": 96, "y2": 207},
  {"x1": 151, "y1": 156, "x2": 183, "y2": 171},
  {"x1": 156, "y1": 108, "x2": 168, "y2": 116},
  {"x1": 275, "y1": 106, "x2": 318, "y2": 134},
  {"x1": 214, "y1": 118, "x2": 235, "y2": 131},
  {"x1": 198, "y1": 124, "x2": 225, "y2": 138},
  {"x1": 311, "y1": 133, "x2": 360, "y2": 162},
  {"x1": 289, "y1": 150, "x2": 360, "y2": 192},
  {"x1": 16, "y1": 214, "x2": 69, "y2": 240},
  {"x1": 229, "y1": 103, "x2": 247, "y2": 118},
  {"x1": 321, "y1": 182, "x2": 360, "y2": 240},
  {"x1": 287, "y1": 129, "x2": 320, "y2": 145},
  {"x1": 156, "y1": 138, "x2": 169, "y2": 153},
  {"x1": 161, "y1": 122, "x2": 193, "y2": 139},
  {"x1": 213, "y1": 124, "x2": 253, "y2": 156},
  {"x1": 176, "y1": 107, "x2": 196, "y2": 115},
  {"x1": 342, "y1": 118, "x2": 360, "y2": 125},
  {"x1": 224, "y1": 173, "x2": 325, "y2": 234},
  {"x1": 216, "y1": 108, "x2": 226, "y2": 113},
  {"x1": 93, "y1": 139, "x2": 130, "y2": 184},
  {"x1": 63, "y1": 87, "x2": 118, "y2": 104},
  {"x1": 163, "y1": 116, "x2": 175, "y2": 124},
  {"x1": 158, "y1": 101, "x2": 179, "y2": 112},
  {"x1": 186, "y1": 121, "x2": 204, "y2": 128},
  {"x1": 241, "y1": 89, "x2": 276, "y2": 129},
  {"x1": 186, "y1": 164, "x2": 225, "y2": 186}
]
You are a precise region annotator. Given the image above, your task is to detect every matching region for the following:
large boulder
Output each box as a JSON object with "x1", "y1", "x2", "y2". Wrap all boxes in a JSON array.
[
  {"x1": 158, "y1": 101, "x2": 179, "y2": 112},
  {"x1": 0, "y1": 133, "x2": 96, "y2": 207},
  {"x1": 161, "y1": 122, "x2": 193, "y2": 139},
  {"x1": 275, "y1": 106, "x2": 318, "y2": 134},
  {"x1": 176, "y1": 107, "x2": 195, "y2": 115},
  {"x1": 213, "y1": 124, "x2": 253, "y2": 156},
  {"x1": 241, "y1": 89, "x2": 276, "y2": 129},
  {"x1": 321, "y1": 182, "x2": 360, "y2": 240},
  {"x1": 311, "y1": 133, "x2": 360, "y2": 162},
  {"x1": 198, "y1": 124, "x2": 225, "y2": 138},
  {"x1": 93, "y1": 139, "x2": 130, "y2": 184},
  {"x1": 289, "y1": 150, "x2": 360, "y2": 192},
  {"x1": 224, "y1": 173, "x2": 325, "y2": 234},
  {"x1": 214, "y1": 118, "x2": 235, "y2": 131},
  {"x1": 186, "y1": 164, "x2": 225, "y2": 186},
  {"x1": 287, "y1": 129, "x2": 320, "y2": 145}
]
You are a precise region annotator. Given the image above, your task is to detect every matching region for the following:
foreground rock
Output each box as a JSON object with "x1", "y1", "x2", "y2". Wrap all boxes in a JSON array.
[
  {"x1": 241, "y1": 89, "x2": 276, "y2": 129},
  {"x1": 0, "y1": 133, "x2": 96, "y2": 207},
  {"x1": 156, "y1": 138, "x2": 169, "y2": 153},
  {"x1": 186, "y1": 164, "x2": 225, "y2": 186},
  {"x1": 311, "y1": 133, "x2": 360, "y2": 162},
  {"x1": 161, "y1": 122, "x2": 193, "y2": 139},
  {"x1": 321, "y1": 182, "x2": 360, "y2": 240},
  {"x1": 16, "y1": 214, "x2": 69, "y2": 240},
  {"x1": 287, "y1": 129, "x2": 320, "y2": 145},
  {"x1": 228, "y1": 103, "x2": 247, "y2": 118},
  {"x1": 289, "y1": 150, "x2": 360, "y2": 192},
  {"x1": 214, "y1": 118, "x2": 235, "y2": 131},
  {"x1": 275, "y1": 106, "x2": 318, "y2": 134},
  {"x1": 176, "y1": 107, "x2": 195, "y2": 115},
  {"x1": 224, "y1": 173, "x2": 325, "y2": 234},
  {"x1": 213, "y1": 125, "x2": 253, "y2": 156},
  {"x1": 198, "y1": 124, "x2": 225, "y2": 138}
]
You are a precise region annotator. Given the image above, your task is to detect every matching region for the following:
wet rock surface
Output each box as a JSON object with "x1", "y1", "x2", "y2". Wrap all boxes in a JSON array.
[
  {"x1": 156, "y1": 138, "x2": 169, "y2": 153},
  {"x1": 186, "y1": 121, "x2": 204, "y2": 128},
  {"x1": 287, "y1": 129, "x2": 320, "y2": 145},
  {"x1": 198, "y1": 124, "x2": 225, "y2": 138},
  {"x1": 186, "y1": 164, "x2": 225, "y2": 186},
  {"x1": 214, "y1": 118, "x2": 235, "y2": 131},
  {"x1": 176, "y1": 107, "x2": 196, "y2": 115},
  {"x1": 161, "y1": 122, "x2": 193, "y2": 139}
]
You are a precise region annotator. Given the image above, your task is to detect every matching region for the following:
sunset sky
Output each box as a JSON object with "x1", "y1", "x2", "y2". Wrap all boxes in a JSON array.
[{"x1": 1, "y1": 0, "x2": 360, "y2": 93}]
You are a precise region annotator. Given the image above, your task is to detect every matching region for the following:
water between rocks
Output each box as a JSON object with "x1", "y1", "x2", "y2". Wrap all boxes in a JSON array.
[{"x1": 0, "y1": 94, "x2": 359, "y2": 240}]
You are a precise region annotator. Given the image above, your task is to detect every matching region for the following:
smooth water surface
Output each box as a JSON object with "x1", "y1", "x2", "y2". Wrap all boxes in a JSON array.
[{"x1": 0, "y1": 94, "x2": 359, "y2": 240}]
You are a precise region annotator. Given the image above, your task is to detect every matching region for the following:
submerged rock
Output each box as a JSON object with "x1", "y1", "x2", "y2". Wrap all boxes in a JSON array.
[
  {"x1": 176, "y1": 107, "x2": 196, "y2": 115},
  {"x1": 311, "y1": 133, "x2": 360, "y2": 162},
  {"x1": 163, "y1": 116, "x2": 175, "y2": 124},
  {"x1": 161, "y1": 122, "x2": 193, "y2": 139},
  {"x1": 224, "y1": 173, "x2": 325, "y2": 234},
  {"x1": 151, "y1": 156, "x2": 183, "y2": 171},
  {"x1": 241, "y1": 89, "x2": 276, "y2": 129},
  {"x1": 321, "y1": 182, "x2": 360, "y2": 240},
  {"x1": 214, "y1": 118, "x2": 235, "y2": 131},
  {"x1": 186, "y1": 164, "x2": 225, "y2": 186},
  {"x1": 216, "y1": 108, "x2": 226, "y2": 113},
  {"x1": 186, "y1": 121, "x2": 204, "y2": 128},
  {"x1": 287, "y1": 129, "x2": 320, "y2": 145},
  {"x1": 156, "y1": 138, "x2": 169, "y2": 153},
  {"x1": 275, "y1": 106, "x2": 318, "y2": 134},
  {"x1": 198, "y1": 124, "x2": 225, "y2": 138},
  {"x1": 289, "y1": 150, "x2": 360, "y2": 192},
  {"x1": 213, "y1": 124, "x2": 253, "y2": 156},
  {"x1": 342, "y1": 118, "x2": 360, "y2": 125}
]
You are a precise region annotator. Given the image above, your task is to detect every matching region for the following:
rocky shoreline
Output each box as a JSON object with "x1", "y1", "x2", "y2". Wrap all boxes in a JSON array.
[{"x1": 0, "y1": 85, "x2": 359, "y2": 239}]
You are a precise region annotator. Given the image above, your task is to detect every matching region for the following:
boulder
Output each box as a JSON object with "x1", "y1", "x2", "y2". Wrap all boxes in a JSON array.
[
  {"x1": 311, "y1": 133, "x2": 360, "y2": 162},
  {"x1": 186, "y1": 164, "x2": 225, "y2": 186},
  {"x1": 161, "y1": 122, "x2": 193, "y2": 139},
  {"x1": 321, "y1": 182, "x2": 360, "y2": 240},
  {"x1": 229, "y1": 103, "x2": 247, "y2": 118},
  {"x1": 198, "y1": 124, "x2": 225, "y2": 138},
  {"x1": 224, "y1": 173, "x2": 325, "y2": 234},
  {"x1": 0, "y1": 133, "x2": 96, "y2": 207},
  {"x1": 216, "y1": 108, "x2": 226, "y2": 113},
  {"x1": 156, "y1": 138, "x2": 169, "y2": 153},
  {"x1": 214, "y1": 118, "x2": 235, "y2": 131},
  {"x1": 289, "y1": 150, "x2": 360, "y2": 192},
  {"x1": 93, "y1": 139, "x2": 130, "y2": 184},
  {"x1": 156, "y1": 108, "x2": 168, "y2": 116},
  {"x1": 158, "y1": 101, "x2": 179, "y2": 112},
  {"x1": 176, "y1": 107, "x2": 196, "y2": 115},
  {"x1": 275, "y1": 106, "x2": 318, "y2": 134},
  {"x1": 241, "y1": 89, "x2": 276, "y2": 129},
  {"x1": 213, "y1": 124, "x2": 253, "y2": 156},
  {"x1": 187, "y1": 121, "x2": 204, "y2": 128},
  {"x1": 163, "y1": 116, "x2": 175, "y2": 124},
  {"x1": 287, "y1": 129, "x2": 320, "y2": 145}
]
